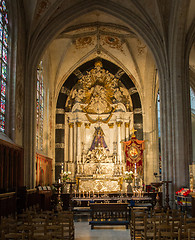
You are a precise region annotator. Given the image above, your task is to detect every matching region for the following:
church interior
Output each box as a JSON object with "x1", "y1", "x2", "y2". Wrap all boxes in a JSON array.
[{"x1": 0, "y1": 0, "x2": 195, "y2": 239}]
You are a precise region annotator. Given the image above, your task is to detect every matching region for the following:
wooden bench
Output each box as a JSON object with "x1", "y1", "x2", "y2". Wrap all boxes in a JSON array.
[{"x1": 89, "y1": 203, "x2": 129, "y2": 229}]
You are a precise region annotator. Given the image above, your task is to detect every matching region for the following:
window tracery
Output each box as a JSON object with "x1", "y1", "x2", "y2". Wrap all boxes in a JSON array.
[
  {"x1": 36, "y1": 61, "x2": 44, "y2": 150},
  {"x1": 0, "y1": 0, "x2": 8, "y2": 132}
]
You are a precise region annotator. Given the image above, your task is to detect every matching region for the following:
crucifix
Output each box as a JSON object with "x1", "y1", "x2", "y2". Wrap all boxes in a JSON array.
[{"x1": 131, "y1": 127, "x2": 137, "y2": 137}]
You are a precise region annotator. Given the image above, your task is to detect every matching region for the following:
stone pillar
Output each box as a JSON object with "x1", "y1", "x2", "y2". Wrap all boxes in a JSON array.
[
  {"x1": 76, "y1": 122, "x2": 82, "y2": 163},
  {"x1": 108, "y1": 123, "x2": 114, "y2": 154},
  {"x1": 69, "y1": 122, "x2": 74, "y2": 163},
  {"x1": 64, "y1": 114, "x2": 68, "y2": 168},
  {"x1": 125, "y1": 122, "x2": 130, "y2": 141},
  {"x1": 159, "y1": 3, "x2": 191, "y2": 205},
  {"x1": 84, "y1": 123, "x2": 91, "y2": 153},
  {"x1": 116, "y1": 121, "x2": 122, "y2": 164}
]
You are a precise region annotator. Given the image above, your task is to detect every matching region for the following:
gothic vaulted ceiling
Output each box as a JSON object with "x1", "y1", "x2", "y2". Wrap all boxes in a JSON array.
[{"x1": 23, "y1": 0, "x2": 195, "y2": 95}]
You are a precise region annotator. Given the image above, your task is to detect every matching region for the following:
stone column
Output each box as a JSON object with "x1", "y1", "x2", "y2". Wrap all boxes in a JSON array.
[
  {"x1": 64, "y1": 114, "x2": 68, "y2": 170},
  {"x1": 125, "y1": 122, "x2": 130, "y2": 141},
  {"x1": 159, "y1": 3, "x2": 191, "y2": 206},
  {"x1": 76, "y1": 122, "x2": 82, "y2": 164},
  {"x1": 69, "y1": 122, "x2": 74, "y2": 163},
  {"x1": 108, "y1": 123, "x2": 114, "y2": 154},
  {"x1": 84, "y1": 123, "x2": 91, "y2": 153},
  {"x1": 116, "y1": 121, "x2": 122, "y2": 164}
]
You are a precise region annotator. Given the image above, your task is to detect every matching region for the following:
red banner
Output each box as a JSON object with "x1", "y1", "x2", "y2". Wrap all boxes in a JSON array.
[{"x1": 124, "y1": 135, "x2": 144, "y2": 175}]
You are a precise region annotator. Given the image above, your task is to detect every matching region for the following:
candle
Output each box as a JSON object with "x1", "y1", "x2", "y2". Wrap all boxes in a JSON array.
[
  {"x1": 140, "y1": 178, "x2": 142, "y2": 187},
  {"x1": 135, "y1": 163, "x2": 137, "y2": 174}
]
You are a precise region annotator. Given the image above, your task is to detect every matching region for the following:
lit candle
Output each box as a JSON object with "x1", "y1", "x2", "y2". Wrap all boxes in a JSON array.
[{"x1": 59, "y1": 179, "x2": 61, "y2": 183}]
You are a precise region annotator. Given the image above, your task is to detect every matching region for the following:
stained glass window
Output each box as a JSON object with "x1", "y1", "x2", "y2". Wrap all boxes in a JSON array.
[
  {"x1": 36, "y1": 61, "x2": 44, "y2": 150},
  {"x1": 0, "y1": 0, "x2": 8, "y2": 132}
]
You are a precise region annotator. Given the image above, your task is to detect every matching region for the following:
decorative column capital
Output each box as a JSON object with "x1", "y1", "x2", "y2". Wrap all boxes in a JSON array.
[
  {"x1": 125, "y1": 122, "x2": 130, "y2": 128},
  {"x1": 85, "y1": 123, "x2": 91, "y2": 128},
  {"x1": 69, "y1": 122, "x2": 74, "y2": 128},
  {"x1": 116, "y1": 121, "x2": 123, "y2": 127},
  {"x1": 108, "y1": 123, "x2": 114, "y2": 128},
  {"x1": 76, "y1": 122, "x2": 82, "y2": 127}
]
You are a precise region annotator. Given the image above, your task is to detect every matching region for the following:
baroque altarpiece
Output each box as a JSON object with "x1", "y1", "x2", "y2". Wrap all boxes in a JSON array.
[{"x1": 63, "y1": 61, "x2": 135, "y2": 192}]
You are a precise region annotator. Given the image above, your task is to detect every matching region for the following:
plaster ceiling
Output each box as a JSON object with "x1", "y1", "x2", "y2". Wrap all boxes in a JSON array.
[{"x1": 23, "y1": 0, "x2": 195, "y2": 94}]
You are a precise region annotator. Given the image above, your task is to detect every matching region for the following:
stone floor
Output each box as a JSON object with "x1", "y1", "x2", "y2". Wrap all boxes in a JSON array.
[{"x1": 74, "y1": 216, "x2": 131, "y2": 240}]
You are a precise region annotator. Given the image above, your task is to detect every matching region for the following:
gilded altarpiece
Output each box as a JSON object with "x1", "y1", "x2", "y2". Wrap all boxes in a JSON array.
[{"x1": 64, "y1": 61, "x2": 134, "y2": 192}]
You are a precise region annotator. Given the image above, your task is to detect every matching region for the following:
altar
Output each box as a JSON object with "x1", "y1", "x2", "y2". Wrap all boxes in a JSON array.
[{"x1": 77, "y1": 176, "x2": 121, "y2": 192}]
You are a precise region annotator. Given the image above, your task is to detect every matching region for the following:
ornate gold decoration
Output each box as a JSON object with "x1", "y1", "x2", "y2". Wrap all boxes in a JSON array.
[
  {"x1": 95, "y1": 60, "x2": 103, "y2": 68},
  {"x1": 125, "y1": 122, "x2": 130, "y2": 128},
  {"x1": 56, "y1": 124, "x2": 64, "y2": 129},
  {"x1": 108, "y1": 123, "x2": 114, "y2": 128},
  {"x1": 131, "y1": 127, "x2": 137, "y2": 137},
  {"x1": 75, "y1": 36, "x2": 94, "y2": 49},
  {"x1": 76, "y1": 122, "x2": 82, "y2": 127},
  {"x1": 116, "y1": 121, "x2": 123, "y2": 127},
  {"x1": 69, "y1": 123, "x2": 74, "y2": 128},
  {"x1": 55, "y1": 143, "x2": 65, "y2": 148},
  {"x1": 66, "y1": 61, "x2": 132, "y2": 116},
  {"x1": 83, "y1": 105, "x2": 117, "y2": 124},
  {"x1": 85, "y1": 123, "x2": 91, "y2": 128},
  {"x1": 102, "y1": 36, "x2": 124, "y2": 53}
]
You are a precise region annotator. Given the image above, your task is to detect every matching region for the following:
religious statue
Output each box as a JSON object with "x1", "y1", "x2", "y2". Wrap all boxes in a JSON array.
[{"x1": 89, "y1": 126, "x2": 109, "y2": 151}]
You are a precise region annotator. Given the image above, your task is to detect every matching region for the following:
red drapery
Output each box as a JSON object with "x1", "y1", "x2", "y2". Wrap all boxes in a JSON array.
[{"x1": 124, "y1": 135, "x2": 144, "y2": 175}]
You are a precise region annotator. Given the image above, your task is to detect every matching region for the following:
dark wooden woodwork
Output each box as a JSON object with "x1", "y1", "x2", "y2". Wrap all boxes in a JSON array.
[
  {"x1": 0, "y1": 138, "x2": 24, "y2": 193},
  {"x1": 38, "y1": 190, "x2": 52, "y2": 210},
  {"x1": 89, "y1": 203, "x2": 129, "y2": 229},
  {"x1": 0, "y1": 192, "x2": 16, "y2": 218}
]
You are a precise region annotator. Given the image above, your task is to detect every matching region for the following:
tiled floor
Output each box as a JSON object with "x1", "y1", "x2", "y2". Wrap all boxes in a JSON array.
[{"x1": 74, "y1": 219, "x2": 131, "y2": 240}]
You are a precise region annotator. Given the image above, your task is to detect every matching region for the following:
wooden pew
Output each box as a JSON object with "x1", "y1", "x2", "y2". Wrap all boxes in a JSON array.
[{"x1": 89, "y1": 203, "x2": 129, "y2": 229}]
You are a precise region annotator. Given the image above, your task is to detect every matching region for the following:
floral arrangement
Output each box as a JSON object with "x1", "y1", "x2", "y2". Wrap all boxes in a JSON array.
[
  {"x1": 176, "y1": 188, "x2": 191, "y2": 197},
  {"x1": 124, "y1": 171, "x2": 134, "y2": 181},
  {"x1": 62, "y1": 171, "x2": 71, "y2": 182}
]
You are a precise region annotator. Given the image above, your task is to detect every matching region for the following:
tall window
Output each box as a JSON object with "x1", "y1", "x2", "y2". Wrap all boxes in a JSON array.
[
  {"x1": 157, "y1": 90, "x2": 161, "y2": 176},
  {"x1": 190, "y1": 87, "x2": 195, "y2": 113},
  {"x1": 0, "y1": 0, "x2": 8, "y2": 132},
  {"x1": 36, "y1": 61, "x2": 44, "y2": 150},
  {"x1": 191, "y1": 87, "x2": 195, "y2": 164}
]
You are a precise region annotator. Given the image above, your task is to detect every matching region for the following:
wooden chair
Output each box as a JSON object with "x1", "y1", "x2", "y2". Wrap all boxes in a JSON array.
[
  {"x1": 130, "y1": 208, "x2": 146, "y2": 240},
  {"x1": 45, "y1": 224, "x2": 64, "y2": 239},
  {"x1": 30, "y1": 235, "x2": 52, "y2": 240},
  {"x1": 141, "y1": 216, "x2": 157, "y2": 240},
  {"x1": 157, "y1": 228, "x2": 180, "y2": 240},
  {"x1": 56, "y1": 213, "x2": 74, "y2": 240},
  {"x1": 1, "y1": 231, "x2": 25, "y2": 240}
]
